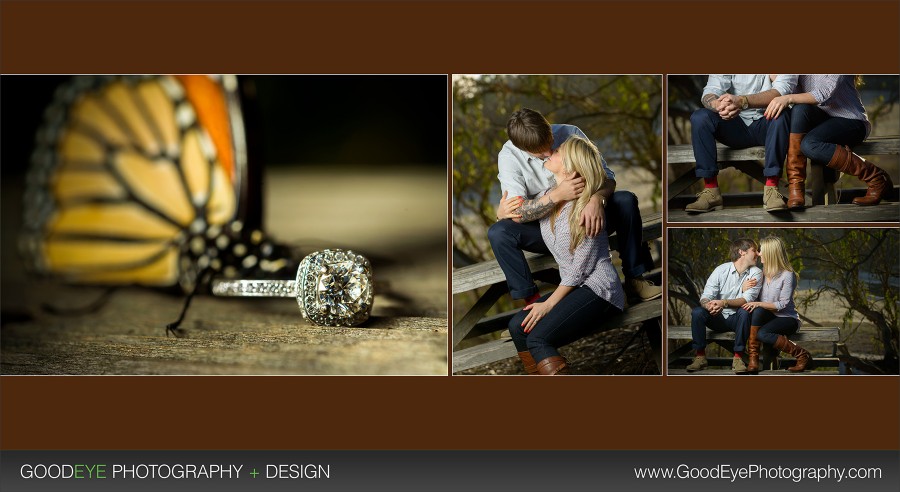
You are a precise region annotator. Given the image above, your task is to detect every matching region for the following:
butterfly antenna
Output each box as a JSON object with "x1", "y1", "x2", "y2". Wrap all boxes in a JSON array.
[
  {"x1": 41, "y1": 287, "x2": 118, "y2": 316},
  {"x1": 166, "y1": 268, "x2": 213, "y2": 338}
]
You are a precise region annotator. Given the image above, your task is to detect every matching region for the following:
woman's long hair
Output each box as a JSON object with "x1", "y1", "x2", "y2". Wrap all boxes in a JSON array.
[
  {"x1": 549, "y1": 136, "x2": 606, "y2": 253},
  {"x1": 760, "y1": 235, "x2": 795, "y2": 280}
]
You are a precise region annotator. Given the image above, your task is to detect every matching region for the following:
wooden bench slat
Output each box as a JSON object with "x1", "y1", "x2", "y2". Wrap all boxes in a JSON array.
[
  {"x1": 667, "y1": 326, "x2": 840, "y2": 342},
  {"x1": 667, "y1": 203, "x2": 899, "y2": 223},
  {"x1": 453, "y1": 300, "x2": 661, "y2": 372},
  {"x1": 452, "y1": 212, "x2": 661, "y2": 294},
  {"x1": 667, "y1": 137, "x2": 900, "y2": 165}
]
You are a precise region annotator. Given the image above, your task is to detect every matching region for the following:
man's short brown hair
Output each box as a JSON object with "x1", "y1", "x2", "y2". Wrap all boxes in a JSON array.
[
  {"x1": 729, "y1": 238, "x2": 759, "y2": 262},
  {"x1": 507, "y1": 108, "x2": 553, "y2": 153}
]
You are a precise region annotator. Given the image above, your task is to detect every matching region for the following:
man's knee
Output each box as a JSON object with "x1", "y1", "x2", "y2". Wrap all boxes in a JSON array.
[
  {"x1": 488, "y1": 220, "x2": 515, "y2": 248},
  {"x1": 611, "y1": 190, "x2": 639, "y2": 211},
  {"x1": 691, "y1": 305, "x2": 709, "y2": 322},
  {"x1": 690, "y1": 108, "x2": 718, "y2": 131},
  {"x1": 733, "y1": 308, "x2": 750, "y2": 324}
]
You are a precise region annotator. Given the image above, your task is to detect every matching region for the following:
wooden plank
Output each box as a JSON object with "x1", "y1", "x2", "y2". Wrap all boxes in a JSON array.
[
  {"x1": 667, "y1": 367, "x2": 840, "y2": 375},
  {"x1": 451, "y1": 283, "x2": 506, "y2": 348},
  {"x1": 668, "y1": 203, "x2": 900, "y2": 223},
  {"x1": 668, "y1": 161, "x2": 788, "y2": 199},
  {"x1": 452, "y1": 212, "x2": 662, "y2": 294},
  {"x1": 667, "y1": 326, "x2": 840, "y2": 342},
  {"x1": 668, "y1": 357, "x2": 841, "y2": 369},
  {"x1": 667, "y1": 137, "x2": 900, "y2": 165},
  {"x1": 667, "y1": 187, "x2": 895, "y2": 208},
  {"x1": 453, "y1": 299, "x2": 662, "y2": 372}
]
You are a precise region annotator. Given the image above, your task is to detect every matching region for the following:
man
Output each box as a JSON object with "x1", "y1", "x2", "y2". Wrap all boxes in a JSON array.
[
  {"x1": 685, "y1": 74, "x2": 798, "y2": 213},
  {"x1": 488, "y1": 108, "x2": 661, "y2": 306},
  {"x1": 686, "y1": 238, "x2": 763, "y2": 374}
]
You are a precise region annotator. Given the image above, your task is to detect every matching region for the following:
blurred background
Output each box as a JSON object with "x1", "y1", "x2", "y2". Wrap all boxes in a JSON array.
[
  {"x1": 452, "y1": 75, "x2": 663, "y2": 374},
  {"x1": 0, "y1": 75, "x2": 448, "y2": 375},
  {"x1": 668, "y1": 228, "x2": 899, "y2": 374},
  {"x1": 668, "y1": 75, "x2": 900, "y2": 196}
]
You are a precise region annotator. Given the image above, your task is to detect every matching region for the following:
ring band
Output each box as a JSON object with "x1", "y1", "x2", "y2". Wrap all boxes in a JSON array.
[{"x1": 212, "y1": 248, "x2": 373, "y2": 326}]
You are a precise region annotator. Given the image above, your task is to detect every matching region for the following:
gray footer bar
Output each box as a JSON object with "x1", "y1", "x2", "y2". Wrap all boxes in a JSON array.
[{"x1": 2, "y1": 450, "x2": 898, "y2": 492}]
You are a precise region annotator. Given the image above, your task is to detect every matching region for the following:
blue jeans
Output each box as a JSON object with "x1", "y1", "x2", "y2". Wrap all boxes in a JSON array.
[
  {"x1": 690, "y1": 305, "x2": 751, "y2": 352},
  {"x1": 791, "y1": 103, "x2": 867, "y2": 184},
  {"x1": 508, "y1": 286, "x2": 621, "y2": 361},
  {"x1": 750, "y1": 308, "x2": 800, "y2": 345},
  {"x1": 690, "y1": 108, "x2": 791, "y2": 179},
  {"x1": 488, "y1": 190, "x2": 653, "y2": 299}
]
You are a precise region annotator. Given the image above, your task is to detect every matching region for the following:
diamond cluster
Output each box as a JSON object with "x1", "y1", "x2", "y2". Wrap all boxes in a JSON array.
[{"x1": 297, "y1": 249, "x2": 373, "y2": 326}]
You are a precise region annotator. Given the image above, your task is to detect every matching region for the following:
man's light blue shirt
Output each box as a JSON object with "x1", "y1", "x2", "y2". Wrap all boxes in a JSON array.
[
  {"x1": 702, "y1": 74, "x2": 798, "y2": 126},
  {"x1": 700, "y1": 261, "x2": 763, "y2": 319},
  {"x1": 497, "y1": 124, "x2": 614, "y2": 199}
]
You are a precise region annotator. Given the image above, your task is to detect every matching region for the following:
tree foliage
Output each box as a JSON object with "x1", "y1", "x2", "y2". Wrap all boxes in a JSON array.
[{"x1": 453, "y1": 75, "x2": 662, "y2": 264}]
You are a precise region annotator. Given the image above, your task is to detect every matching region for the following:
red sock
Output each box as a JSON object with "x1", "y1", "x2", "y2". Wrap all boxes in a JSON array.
[
  {"x1": 696, "y1": 349, "x2": 706, "y2": 357},
  {"x1": 524, "y1": 293, "x2": 540, "y2": 306},
  {"x1": 734, "y1": 351, "x2": 744, "y2": 358},
  {"x1": 765, "y1": 177, "x2": 778, "y2": 187},
  {"x1": 704, "y1": 177, "x2": 718, "y2": 188}
]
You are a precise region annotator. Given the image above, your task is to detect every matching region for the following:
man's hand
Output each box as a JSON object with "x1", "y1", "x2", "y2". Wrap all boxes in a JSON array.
[
  {"x1": 705, "y1": 299, "x2": 724, "y2": 316},
  {"x1": 717, "y1": 94, "x2": 742, "y2": 120},
  {"x1": 496, "y1": 190, "x2": 523, "y2": 220},
  {"x1": 551, "y1": 172, "x2": 585, "y2": 202},
  {"x1": 579, "y1": 194, "x2": 605, "y2": 237},
  {"x1": 764, "y1": 95, "x2": 791, "y2": 120}
]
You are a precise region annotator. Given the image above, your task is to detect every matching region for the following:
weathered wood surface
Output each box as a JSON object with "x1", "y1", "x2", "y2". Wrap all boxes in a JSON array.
[
  {"x1": 667, "y1": 326, "x2": 840, "y2": 343},
  {"x1": 667, "y1": 187, "x2": 898, "y2": 208},
  {"x1": 667, "y1": 137, "x2": 900, "y2": 165},
  {"x1": 452, "y1": 211, "x2": 662, "y2": 294},
  {"x1": 668, "y1": 203, "x2": 899, "y2": 223},
  {"x1": 667, "y1": 368, "x2": 840, "y2": 376},
  {"x1": 1, "y1": 169, "x2": 448, "y2": 375},
  {"x1": 453, "y1": 299, "x2": 661, "y2": 372}
]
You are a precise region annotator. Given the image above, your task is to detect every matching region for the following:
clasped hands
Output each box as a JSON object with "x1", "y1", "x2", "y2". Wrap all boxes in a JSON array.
[{"x1": 712, "y1": 94, "x2": 744, "y2": 121}]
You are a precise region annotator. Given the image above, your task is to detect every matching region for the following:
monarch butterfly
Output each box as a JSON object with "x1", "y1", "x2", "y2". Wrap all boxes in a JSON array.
[{"x1": 20, "y1": 75, "x2": 295, "y2": 333}]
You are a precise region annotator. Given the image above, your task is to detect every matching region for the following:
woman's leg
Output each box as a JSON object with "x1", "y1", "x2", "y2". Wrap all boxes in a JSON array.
[
  {"x1": 748, "y1": 308, "x2": 778, "y2": 373},
  {"x1": 508, "y1": 293, "x2": 553, "y2": 374},
  {"x1": 756, "y1": 317, "x2": 811, "y2": 372},
  {"x1": 524, "y1": 287, "x2": 620, "y2": 374},
  {"x1": 785, "y1": 104, "x2": 830, "y2": 208},
  {"x1": 800, "y1": 117, "x2": 889, "y2": 205}
]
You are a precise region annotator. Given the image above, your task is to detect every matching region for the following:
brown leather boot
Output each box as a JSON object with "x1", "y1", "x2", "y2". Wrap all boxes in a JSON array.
[
  {"x1": 535, "y1": 356, "x2": 570, "y2": 375},
  {"x1": 747, "y1": 326, "x2": 760, "y2": 374},
  {"x1": 517, "y1": 351, "x2": 539, "y2": 375},
  {"x1": 827, "y1": 145, "x2": 894, "y2": 206},
  {"x1": 786, "y1": 133, "x2": 807, "y2": 209},
  {"x1": 773, "y1": 335, "x2": 812, "y2": 372}
]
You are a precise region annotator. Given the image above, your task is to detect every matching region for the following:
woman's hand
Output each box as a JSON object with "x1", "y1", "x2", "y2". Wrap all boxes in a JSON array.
[
  {"x1": 742, "y1": 301, "x2": 760, "y2": 312},
  {"x1": 741, "y1": 277, "x2": 758, "y2": 292},
  {"x1": 765, "y1": 95, "x2": 791, "y2": 120},
  {"x1": 496, "y1": 190, "x2": 523, "y2": 220},
  {"x1": 521, "y1": 301, "x2": 554, "y2": 333}
]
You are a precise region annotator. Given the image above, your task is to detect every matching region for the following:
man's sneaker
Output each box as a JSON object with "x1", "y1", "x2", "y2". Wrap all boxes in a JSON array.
[
  {"x1": 732, "y1": 357, "x2": 749, "y2": 374},
  {"x1": 763, "y1": 185, "x2": 788, "y2": 212},
  {"x1": 625, "y1": 278, "x2": 662, "y2": 302},
  {"x1": 684, "y1": 188, "x2": 723, "y2": 213},
  {"x1": 686, "y1": 355, "x2": 708, "y2": 372}
]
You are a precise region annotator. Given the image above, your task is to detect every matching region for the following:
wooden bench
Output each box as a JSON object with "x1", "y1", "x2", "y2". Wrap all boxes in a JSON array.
[
  {"x1": 452, "y1": 212, "x2": 663, "y2": 374},
  {"x1": 667, "y1": 325, "x2": 840, "y2": 371},
  {"x1": 667, "y1": 137, "x2": 900, "y2": 222}
]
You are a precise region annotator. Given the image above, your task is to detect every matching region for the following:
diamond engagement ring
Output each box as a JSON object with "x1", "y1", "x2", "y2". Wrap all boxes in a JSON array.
[{"x1": 212, "y1": 249, "x2": 373, "y2": 326}]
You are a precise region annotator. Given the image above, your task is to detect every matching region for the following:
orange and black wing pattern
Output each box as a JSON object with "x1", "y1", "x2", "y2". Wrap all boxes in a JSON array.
[{"x1": 21, "y1": 75, "x2": 248, "y2": 291}]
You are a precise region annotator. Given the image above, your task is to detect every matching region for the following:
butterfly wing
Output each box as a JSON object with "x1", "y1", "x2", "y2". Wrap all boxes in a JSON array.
[{"x1": 21, "y1": 75, "x2": 248, "y2": 289}]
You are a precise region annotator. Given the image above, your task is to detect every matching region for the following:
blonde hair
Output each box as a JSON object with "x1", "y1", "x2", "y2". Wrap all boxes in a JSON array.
[
  {"x1": 760, "y1": 235, "x2": 795, "y2": 280},
  {"x1": 549, "y1": 136, "x2": 606, "y2": 253}
]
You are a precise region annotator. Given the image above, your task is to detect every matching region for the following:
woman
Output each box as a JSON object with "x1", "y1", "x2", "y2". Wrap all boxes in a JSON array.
[
  {"x1": 741, "y1": 236, "x2": 811, "y2": 373},
  {"x1": 765, "y1": 75, "x2": 893, "y2": 209},
  {"x1": 507, "y1": 136, "x2": 625, "y2": 375}
]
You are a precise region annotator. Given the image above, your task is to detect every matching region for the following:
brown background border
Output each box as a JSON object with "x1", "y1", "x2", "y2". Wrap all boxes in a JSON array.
[{"x1": 2, "y1": 1, "x2": 898, "y2": 451}]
